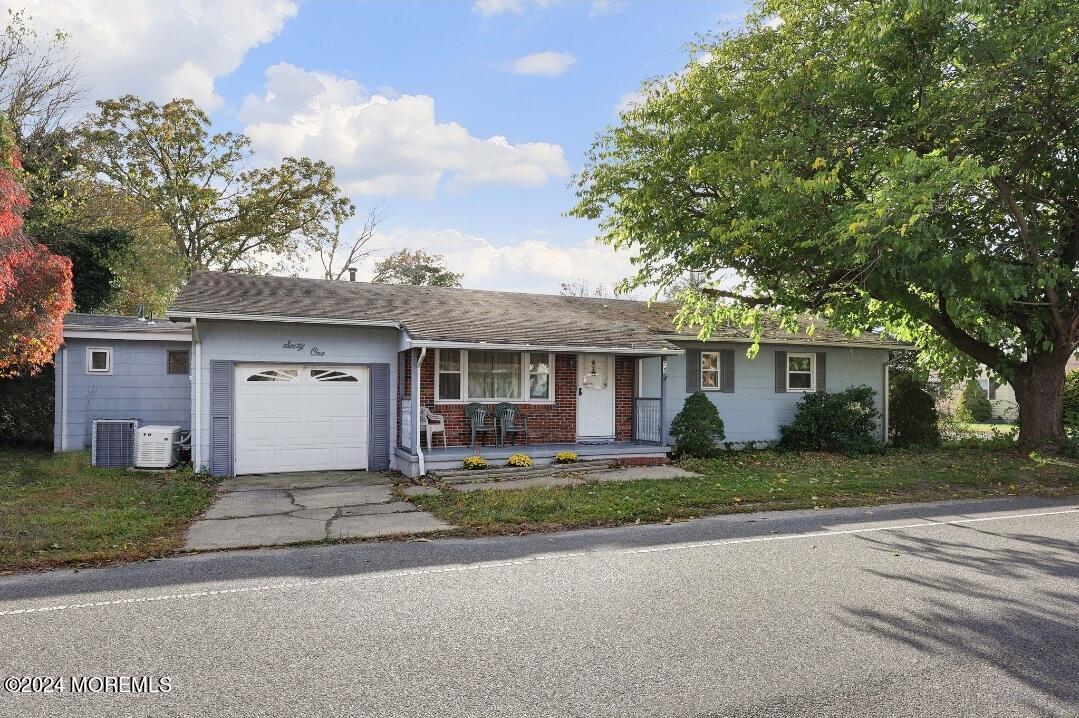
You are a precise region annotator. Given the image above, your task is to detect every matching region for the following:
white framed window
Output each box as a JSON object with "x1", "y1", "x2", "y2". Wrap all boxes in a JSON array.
[
  {"x1": 700, "y1": 351, "x2": 720, "y2": 390},
  {"x1": 978, "y1": 378, "x2": 991, "y2": 398},
  {"x1": 787, "y1": 353, "x2": 815, "y2": 391},
  {"x1": 528, "y1": 353, "x2": 552, "y2": 400},
  {"x1": 86, "y1": 347, "x2": 112, "y2": 374},
  {"x1": 434, "y1": 349, "x2": 554, "y2": 403},
  {"x1": 437, "y1": 349, "x2": 462, "y2": 400}
]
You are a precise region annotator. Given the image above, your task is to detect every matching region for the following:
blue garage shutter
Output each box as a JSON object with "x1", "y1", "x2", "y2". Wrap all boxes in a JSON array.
[
  {"x1": 210, "y1": 360, "x2": 232, "y2": 477},
  {"x1": 368, "y1": 363, "x2": 390, "y2": 471}
]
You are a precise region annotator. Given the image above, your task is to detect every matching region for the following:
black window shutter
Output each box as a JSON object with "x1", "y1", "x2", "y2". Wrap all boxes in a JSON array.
[
  {"x1": 775, "y1": 350, "x2": 787, "y2": 393},
  {"x1": 815, "y1": 352, "x2": 827, "y2": 393},
  {"x1": 988, "y1": 380, "x2": 996, "y2": 400},
  {"x1": 685, "y1": 348, "x2": 700, "y2": 393},
  {"x1": 210, "y1": 360, "x2": 232, "y2": 477},
  {"x1": 369, "y1": 363, "x2": 390, "y2": 471},
  {"x1": 720, "y1": 349, "x2": 735, "y2": 393}
]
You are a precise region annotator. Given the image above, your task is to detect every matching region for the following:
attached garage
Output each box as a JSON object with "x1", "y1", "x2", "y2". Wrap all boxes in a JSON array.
[{"x1": 233, "y1": 364, "x2": 370, "y2": 475}]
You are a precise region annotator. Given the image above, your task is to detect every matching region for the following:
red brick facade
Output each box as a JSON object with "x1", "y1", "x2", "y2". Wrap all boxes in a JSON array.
[{"x1": 397, "y1": 349, "x2": 636, "y2": 448}]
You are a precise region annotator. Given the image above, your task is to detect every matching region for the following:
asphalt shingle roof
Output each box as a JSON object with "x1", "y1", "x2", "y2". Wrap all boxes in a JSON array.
[
  {"x1": 167, "y1": 271, "x2": 901, "y2": 351},
  {"x1": 64, "y1": 313, "x2": 190, "y2": 333}
]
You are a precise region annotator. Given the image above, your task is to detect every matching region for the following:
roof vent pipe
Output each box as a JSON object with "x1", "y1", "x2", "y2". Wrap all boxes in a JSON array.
[{"x1": 347, "y1": 267, "x2": 357, "y2": 281}]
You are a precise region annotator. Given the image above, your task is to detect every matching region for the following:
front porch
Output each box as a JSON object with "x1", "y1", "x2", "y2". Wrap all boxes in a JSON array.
[
  {"x1": 394, "y1": 346, "x2": 673, "y2": 477},
  {"x1": 394, "y1": 441, "x2": 671, "y2": 478}
]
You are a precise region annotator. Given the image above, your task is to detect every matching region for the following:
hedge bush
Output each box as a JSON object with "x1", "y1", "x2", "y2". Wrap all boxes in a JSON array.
[
  {"x1": 669, "y1": 391, "x2": 725, "y2": 458},
  {"x1": 1063, "y1": 371, "x2": 1079, "y2": 427},
  {"x1": 778, "y1": 385, "x2": 880, "y2": 454},
  {"x1": 959, "y1": 378, "x2": 993, "y2": 423},
  {"x1": 0, "y1": 366, "x2": 54, "y2": 447},
  {"x1": 888, "y1": 370, "x2": 941, "y2": 447}
]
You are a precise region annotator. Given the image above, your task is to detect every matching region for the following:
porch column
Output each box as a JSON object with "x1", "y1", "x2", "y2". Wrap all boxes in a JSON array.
[
  {"x1": 411, "y1": 349, "x2": 421, "y2": 453},
  {"x1": 659, "y1": 355, "x2": 667, "y2": 445}
]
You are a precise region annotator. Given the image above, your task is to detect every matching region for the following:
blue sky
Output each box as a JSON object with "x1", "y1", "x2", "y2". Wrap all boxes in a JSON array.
[{"x1": 16, "y1": 0, "x2": 753, "y2": 293}]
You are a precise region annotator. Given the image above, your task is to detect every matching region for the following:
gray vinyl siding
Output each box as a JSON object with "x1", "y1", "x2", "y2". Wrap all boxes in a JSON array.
[
  {"x1": 194, "y1": 320, "x2": 400, "y2": 474},
  {"x1": 54, "y1": 339, "x2": 192, "y2": 451},
  {"x1": 663, "y1": 342, "x2": 890, "y2": 444}
]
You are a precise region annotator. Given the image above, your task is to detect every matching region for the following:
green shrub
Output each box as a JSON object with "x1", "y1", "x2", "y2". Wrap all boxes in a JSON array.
[
  {"x1": 1063, "y1": 371, "x2": 1079, "y2": 426},
  {"x1": 0, "y1": 366, "x2": 54, "y2": 447},
  {"x1": 778, "y1": 385, "x2": 880, "y2": 454},
  {"x1": 888, "y1": 370, "x2": 941, "y2": 447},
  {"x1": 959, "y1": 378, "x2": 993, "y2": 423},
  {"x1": 669, "y1": 391, "x2": 725, "y2": 458}
]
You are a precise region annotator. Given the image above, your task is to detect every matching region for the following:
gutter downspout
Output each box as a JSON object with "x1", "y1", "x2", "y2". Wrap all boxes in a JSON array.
[
  {"x1": 415, "y1": 347, "x2": 426, "y2": 477},
  {"x1": 883, "y1": 363, "x2": 890, "y2": 444},
  {"x1": 60, "y1": 346, "x2": 68, "y2": 451},
  {"x1": 191, "y1": 318, "x2": 201, "y2": 470}
]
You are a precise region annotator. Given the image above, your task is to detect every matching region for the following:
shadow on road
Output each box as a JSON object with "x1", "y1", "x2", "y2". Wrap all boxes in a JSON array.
[
  {"x1": 840, "y1": 526, "x2": 1079, "y2": 709},
  {"x1": 1, "y1": 495, "x2": 1076, "y2": 608}
]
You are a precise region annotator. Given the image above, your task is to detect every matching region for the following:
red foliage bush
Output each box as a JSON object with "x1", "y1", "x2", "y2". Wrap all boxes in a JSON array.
[{"x1": 0, "y1": 126, "x2": 73, "y2": 377}]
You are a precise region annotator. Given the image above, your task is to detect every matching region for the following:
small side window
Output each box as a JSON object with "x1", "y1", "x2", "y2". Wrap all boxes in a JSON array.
[
  {"x1": 167, "y1": 350, "x2": 190, "y2": 375},
  {"x1": 700, "y1": 351, "x2": 720, "y2": 390},
  {"x1": 87, "y1": 347, "x2": 112, "y2": 374}
]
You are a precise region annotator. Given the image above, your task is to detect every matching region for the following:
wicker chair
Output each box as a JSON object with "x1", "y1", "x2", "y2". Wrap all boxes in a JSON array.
[
  {"x1": 464, "y1": 402, "x2": 497, "y2": 449},
  {"x1": 494, "y1": 402, "x2": 529, "y2": 446}
]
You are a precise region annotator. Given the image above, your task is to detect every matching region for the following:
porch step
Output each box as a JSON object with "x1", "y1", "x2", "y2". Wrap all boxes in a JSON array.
[{"x1": 431, "y1": 460, "x2": 616, "y2": 484}]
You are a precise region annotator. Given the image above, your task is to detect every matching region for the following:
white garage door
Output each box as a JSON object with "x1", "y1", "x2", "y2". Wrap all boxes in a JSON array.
[{"x1": 234, "y1": 365, "x2": 369, "y2": 475}]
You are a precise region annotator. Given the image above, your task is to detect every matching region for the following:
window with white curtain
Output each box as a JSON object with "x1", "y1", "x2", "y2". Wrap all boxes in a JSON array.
[
  {"x1": 434, "y1": 349, "x2": 553, "y2": 402},
  {"x1": 468, "y1": 350, "x2": 521, "y2": 399}
]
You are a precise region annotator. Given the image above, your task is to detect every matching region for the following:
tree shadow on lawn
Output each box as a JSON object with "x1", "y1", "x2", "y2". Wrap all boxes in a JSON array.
[
  {"x1": 1, "y1": 494, "x2": 1076, "y2": 607},
  {"x1": 840, "y1": 526, "x2": 1079, "y2": 711}
]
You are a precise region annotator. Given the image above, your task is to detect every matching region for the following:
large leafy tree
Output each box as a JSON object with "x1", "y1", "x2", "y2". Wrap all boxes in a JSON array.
[
  {"x1": 0, "y1": 116, "x2": 72, "y2": 377},
  {"x1": 573, "y1": 0, "x2": 1079, "y2": 448},
  {"x1": 371, "y1": 249, "x2": 463, "y2": 287},
  {"x1": 78, "y1": 95, "x2": 353, "y2": 275}
]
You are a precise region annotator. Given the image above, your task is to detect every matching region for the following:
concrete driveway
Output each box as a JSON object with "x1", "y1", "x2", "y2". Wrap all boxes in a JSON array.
[{"x1": 184, "y1": 471, "x2": 453, "y2": 550}]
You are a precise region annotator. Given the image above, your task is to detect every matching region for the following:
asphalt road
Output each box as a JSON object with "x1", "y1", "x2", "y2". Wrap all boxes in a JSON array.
[{"x1": 1, "y1": 496, "x2": 1077, "y2": 718}]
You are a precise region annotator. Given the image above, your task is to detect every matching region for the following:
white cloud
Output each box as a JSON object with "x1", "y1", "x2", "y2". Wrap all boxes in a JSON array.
[
  {"x1": 345, "y1": 226, "x2": 638, "y2": 295},
  {"x1": 240, "y1": 63, "x2": 569, "y2": 198},
  {"x1": 14, "y1": 0, "x2": 297, "y2": 110},
  {"x1": 473, "y1": 0, "x2": 622, "y2": 17},
  {"x1": 510, "y1": 51, "x2": 577, "y2": 77}
]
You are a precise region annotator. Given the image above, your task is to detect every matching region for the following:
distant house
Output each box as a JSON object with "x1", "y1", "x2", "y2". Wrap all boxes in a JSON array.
[
  {"x1": 55, "y1": 271, "x2": 906, "y2": 477},
  {"x1": 942, "y1": 356, "x2": 1079, "y2": 423}
]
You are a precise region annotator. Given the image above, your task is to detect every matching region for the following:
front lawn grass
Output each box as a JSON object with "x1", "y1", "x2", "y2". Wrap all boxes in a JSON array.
[
  {"x1": 409, "y1": 447, "x2": 1079, "y2": 535},
  {"x1": 0, "y1": 449, "x2": 218, "y2": 571}
]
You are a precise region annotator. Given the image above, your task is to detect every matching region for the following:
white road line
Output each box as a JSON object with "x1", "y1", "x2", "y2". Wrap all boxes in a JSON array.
[{"x1": 2, "y1": 506, "x2": 1076, "y2": 618}]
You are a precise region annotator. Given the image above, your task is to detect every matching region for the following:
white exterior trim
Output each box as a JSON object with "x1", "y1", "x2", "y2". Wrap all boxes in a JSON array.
[
  {"x1": 699, "y1": 350, "x2": 721, "y2": 391},
  {"x1": 433, "y1": 348, "x2": 555, "y2": 404},
  {"x1": 659, "y1": 334, "x2": 908, "y2": 351},
  {"x1": 65, "y1": 329, "x2": 191, "y2": 341},
  {"x1": 60, "y1": 346, "x2": 68, "y2": 451},
  {"x1": 786, "y1": 352, "x2": 816, "y2": 392},
  {"x1": 415, "y1": 339, "x2": 679, "y2": 355},
  {"x1": 86, "y1": 347, "x2": 112, "y2": 374}
]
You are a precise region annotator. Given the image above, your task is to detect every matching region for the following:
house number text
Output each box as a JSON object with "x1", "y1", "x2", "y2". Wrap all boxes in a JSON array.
[{"x1": 283, "y1": 341, "x2": 326, "y2": 357}]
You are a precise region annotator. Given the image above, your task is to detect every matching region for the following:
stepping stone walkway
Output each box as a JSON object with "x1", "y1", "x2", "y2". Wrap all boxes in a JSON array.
[{"x1": 185, "y1": 471, "x2": 454, "y2": 551}]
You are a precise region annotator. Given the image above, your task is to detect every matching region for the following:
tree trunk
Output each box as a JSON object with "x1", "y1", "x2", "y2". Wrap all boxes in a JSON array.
[{"x1": 1011, "y1": 348, "x2": 1073, "y2": 449}]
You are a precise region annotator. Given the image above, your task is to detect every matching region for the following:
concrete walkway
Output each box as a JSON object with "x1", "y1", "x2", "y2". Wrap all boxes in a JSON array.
[{"x1": 185, "y1": 471, "x2": 454, "y2": 551}]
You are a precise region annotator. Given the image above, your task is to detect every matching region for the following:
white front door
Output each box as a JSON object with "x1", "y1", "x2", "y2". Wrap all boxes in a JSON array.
[
  {"x1": 576, "y1": 354, "x2": 615, "y2": 440},
  {"x1": 234, "y1": 364, "x2": 369, "y2": 475}
]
